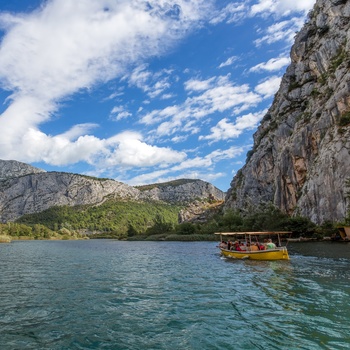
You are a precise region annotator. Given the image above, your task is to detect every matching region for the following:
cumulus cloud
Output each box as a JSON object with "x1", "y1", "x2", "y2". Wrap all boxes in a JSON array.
[
  {"x1": 254, "y1": 76, "x2": 282, "y2": 98},
  {"x1": 184, "y1": 77, "x2": 216, "y2": 92},
  {"x1": 254, "y1": 17, "x2": 305, "y2": 46},
  {"x1": 250, "y1": 56, "x2": 290, "y2": 72},
  {"x1": 109, "y1": 106, "x2": 132, "y2": 121},
  {"x1": 141, "y1": 74, "x2": 262, "y2": 137},
  {"x1": 126, "y1": 145, "x2": 245, "y2": 186},
  {"x1": 249, "y1": 0, "x2": 315, "y2": 47},
  {"x1": 0, "y1": 0, "x2": 212, "y2": 166},
  {"x1": 251, "y1": 0, "x2": 316, "y2": 17},
  {"x1": 105, "y1": 131, "x2": 186, "y2": 167},
  {"x1": 199, "y1": 110, "x2": 267, "y2": 143}
]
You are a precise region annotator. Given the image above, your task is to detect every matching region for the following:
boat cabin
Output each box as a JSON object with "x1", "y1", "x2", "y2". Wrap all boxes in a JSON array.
[{"x1": 214, "y1": 231, "x2": 291, "y2": 261}]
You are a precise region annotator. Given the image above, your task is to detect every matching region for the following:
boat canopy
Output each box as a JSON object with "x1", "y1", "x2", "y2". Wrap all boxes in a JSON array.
[{"x1": 214, "y1": 231, "x2": 291, "y2": 236}]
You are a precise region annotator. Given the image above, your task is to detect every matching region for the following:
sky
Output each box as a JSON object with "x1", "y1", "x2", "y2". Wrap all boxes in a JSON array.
[{"x1": 0, "y1": 0, "x2": 316, "y2": 191}]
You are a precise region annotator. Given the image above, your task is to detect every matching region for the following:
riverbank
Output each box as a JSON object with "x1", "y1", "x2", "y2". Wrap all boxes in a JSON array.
[
  {"x1": 0, "y1": 235, "x2": 11, "y2": 243},
  {"x1": 0, "y1": 235, "x2": 90, "y2": 243}
]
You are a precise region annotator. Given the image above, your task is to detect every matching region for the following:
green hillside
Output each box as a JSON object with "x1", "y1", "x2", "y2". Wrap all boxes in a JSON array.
[{"x1": 16, "y1": 200, "x2": 182, "y2": 238}]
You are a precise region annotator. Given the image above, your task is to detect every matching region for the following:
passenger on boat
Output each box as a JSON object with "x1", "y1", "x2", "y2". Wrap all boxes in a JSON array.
[
  {"x1": 250, "y1": 243, "x2": 259, "y2": 251},
  {"x1": 233, "y1": 241, "x2": 242, "y2": 251},
  {"x1": 239, "y1": 242, "x2": 247, "y2": 251},
  {"x1": 219, "y1": 241, "x2": 227, "y2": 249},
  {"x1": 266, "y1": 239, "x2": 276, "y2": 249},
  {"x1": 256, "y1": 242, "x2": 265, "y2": 250},
  {"x1": 227, "y1": 240, "x2": 232, "y2": 250}
]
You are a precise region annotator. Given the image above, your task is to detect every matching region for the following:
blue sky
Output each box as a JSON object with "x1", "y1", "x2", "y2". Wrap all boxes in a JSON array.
[{"x1": 0, "y1": 0, "x2": 316, "y2": 191}]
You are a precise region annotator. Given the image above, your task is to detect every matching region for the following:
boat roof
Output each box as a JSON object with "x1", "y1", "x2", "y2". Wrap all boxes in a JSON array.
[{"x1": 214, "y1": 231, "x2": 291, "y2": 236}]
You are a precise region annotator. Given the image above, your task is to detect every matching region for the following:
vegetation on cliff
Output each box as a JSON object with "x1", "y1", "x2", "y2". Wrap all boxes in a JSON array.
[
  {"x1": 16, "y1": 200, "x2": 182, "y2": 239},
  {"x1": 1, "y1": 200, "x2": 340, "y2": 241}
]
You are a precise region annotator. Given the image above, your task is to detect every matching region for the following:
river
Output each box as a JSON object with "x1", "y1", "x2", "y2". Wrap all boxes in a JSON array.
[{"x1": 1, "y1": 240, "x2": 350, "y2": 349}]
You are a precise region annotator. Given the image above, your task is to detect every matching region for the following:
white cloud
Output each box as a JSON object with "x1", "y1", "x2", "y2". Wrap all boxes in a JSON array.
[
  {"x1": 218, "y1": 56, "x2": 238, "y2": 69},
  {"x1": 254, "y1": 17, "x2": 305, "y2": 46},
  {"x1": 255, "y1": 76, "x2": 281, "y2": 98},
  {"x1": 250, "y1": 56, "x2": 290, "y2": 72},
  {"x1": 184, "y1": 77, "x2": 215, "y2": 92},
  {"x1": 115, "y1": 111, "x2": 132, "y2": 121},
  {"x1": 141, "y1": 74, "x2": 262, "y2": 138},
  {"x1": 209, "y1": 3, "x2": 247, "y2": 25},
  {"x1": 160, "y1": 93, "x2": 175, "y2": 100},
  {"x1": 251, "y1": 0, "x2": 316, "y2": 17},
  {"x1": 125, "y1": 145, "x2": 245, "y2": 187},
  {"x1": 199, "y1": 110, "x2": 267, "y2": 143},
  {"x1": 105, "y1": 131, "x2": 186, "y2": 167},
  {"x1": 110, "y1": 106, "x2": 132, "y2": 121},
  {"x1": 126, "y1": 64, "x2": 176, "y2": 99},
  {"x1": 0, "y1": 0, "x2": 212, "y2": 167},
  {"x1": 250, "y1": 0, "x2": 315, "y2": 47}
]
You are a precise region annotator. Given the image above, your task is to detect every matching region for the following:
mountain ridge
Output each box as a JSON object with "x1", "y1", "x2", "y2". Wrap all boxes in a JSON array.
[{"x1": 0, "y1": 159, "x2": 225, "y2": 223}]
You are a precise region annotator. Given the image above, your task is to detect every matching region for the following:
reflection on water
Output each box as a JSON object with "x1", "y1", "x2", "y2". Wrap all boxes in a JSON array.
[{"x1": 1, "y1": 240, "x2": 350, "y2": 350}]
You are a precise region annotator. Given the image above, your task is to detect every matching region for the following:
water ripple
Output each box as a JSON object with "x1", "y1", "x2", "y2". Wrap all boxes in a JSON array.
[{"x1": 1, "y1": 240, "x2": 350, "y2": 349}]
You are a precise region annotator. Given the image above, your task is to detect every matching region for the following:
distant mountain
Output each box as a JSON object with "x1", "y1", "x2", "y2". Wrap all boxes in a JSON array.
[
  {"x1": 225, "y1": 0, "x2": 350, "y2": 224},
  {"x1": 0, "y1": 159, "x2": 225, "y2": 222},
  {"x1": 0, "y1": 159, "x2": 45, "y2": 180}
]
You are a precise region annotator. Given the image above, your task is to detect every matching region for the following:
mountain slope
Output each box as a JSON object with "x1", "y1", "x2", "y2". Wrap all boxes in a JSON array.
[
  {"x1": 0, "y1": 161, "x2": 225, "y2": 222},
  {"x1": 0, "y1": 159, "x2": 45, "y2": 180},
  {"x1": 225, "y1": 0, "x2": 350, "y2": 224}
]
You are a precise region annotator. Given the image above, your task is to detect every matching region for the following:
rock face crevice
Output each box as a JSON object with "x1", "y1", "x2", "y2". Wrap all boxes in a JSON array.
[{"x1": 225, "y1": 0, "x2": 350, "y2": 224}]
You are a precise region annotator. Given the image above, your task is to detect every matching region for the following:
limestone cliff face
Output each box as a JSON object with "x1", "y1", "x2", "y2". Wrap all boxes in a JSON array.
[
  {"x1": 0, "y1": 162, "x2": 225, "y2": 222},
  {"x1": 0, "y1": 159, "x2": 45, "y2": 180},
  {"x1": 225, "y1": 0, "x2": 350, "y2": 224},
  {"x1": 0, "y1": 172, "x2": 140, "y2": 222},
  {"x1": 138, "y1": 179, "x2": 225, "y2": 203}
]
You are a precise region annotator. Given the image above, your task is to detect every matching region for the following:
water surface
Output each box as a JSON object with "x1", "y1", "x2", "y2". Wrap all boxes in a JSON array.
[{"x1": 1, "y1": 240, "x2": 350, "y2": 349}]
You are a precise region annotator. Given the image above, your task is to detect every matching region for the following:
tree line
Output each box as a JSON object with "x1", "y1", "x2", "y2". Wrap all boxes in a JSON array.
[{"x1": 1, "y1": 200, "x2": 342, "y2": 241}]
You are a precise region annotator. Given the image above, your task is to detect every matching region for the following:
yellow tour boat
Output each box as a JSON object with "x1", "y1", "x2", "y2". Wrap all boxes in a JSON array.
[{"x1": 215, "y1": 231, "x2": 291, "y2": 261}]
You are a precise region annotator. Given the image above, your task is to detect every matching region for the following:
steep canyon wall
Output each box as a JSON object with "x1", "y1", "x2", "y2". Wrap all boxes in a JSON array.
[{"x1": 225, "y1": 0, "x2": 350, "y2": 224}]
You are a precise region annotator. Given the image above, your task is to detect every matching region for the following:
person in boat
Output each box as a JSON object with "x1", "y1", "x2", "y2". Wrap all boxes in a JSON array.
[
  {"x1": 266, "y1": 239, "x2": 276, "y2": 249},
  {"x1": 227, "y1": 240, "x2": 232, "y2": 250},
  {"x1": 239, "y1": 241, "x2": 247, "y2": 251},
  {"x1": 250, "y1": 243, "x2": 259, "y2": 251},
  {"x1": 256, "y1": 242, "x2": 265, "y2": 250},
  {"x1": 233, "y1": 241, "x2": 242, "y2": 251},
  {"x1": 219, "y1": 241, "x2": 227, "y2": 249}
]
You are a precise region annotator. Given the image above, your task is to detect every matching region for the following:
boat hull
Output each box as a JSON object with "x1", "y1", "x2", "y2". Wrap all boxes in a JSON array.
[{"x1": 220, "y1": 248, "x2": 289, "y2": 261}]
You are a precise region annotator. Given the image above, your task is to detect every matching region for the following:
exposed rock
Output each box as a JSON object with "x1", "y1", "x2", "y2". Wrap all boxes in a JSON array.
[
  {"x1": 138, "y1": 179, "x2": 225, "y2": 204},
  {"x1": 0, "y1": 172, "x2": 140, "y2": 222},
  {"x1": 0, "y1": 159, "x2": 45, "y2": 180},
  {"x1": 178, "y1": 199, "x2": 224, "y2": 223},
  {"x1": 225, "y1": 0, "x2": 350, "y2": 224},
  {"x1": 0, "y1": 164, "x2": 226, "y2": 223}
]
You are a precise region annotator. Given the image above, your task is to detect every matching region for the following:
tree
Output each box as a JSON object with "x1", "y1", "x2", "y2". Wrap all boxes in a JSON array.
[{"x1": 175, "y1": 222, "x2": 196, "y2": 235}]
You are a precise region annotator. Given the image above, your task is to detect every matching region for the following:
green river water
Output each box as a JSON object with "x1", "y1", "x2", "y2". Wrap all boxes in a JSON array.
[{"x1": 1, "y1": 240, "x2": 349, "y2": 349}]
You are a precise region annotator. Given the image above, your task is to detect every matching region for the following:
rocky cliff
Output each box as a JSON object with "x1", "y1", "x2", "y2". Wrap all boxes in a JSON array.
[
  {"x1": 225, "y1": 0, "x2": 350, "y2": 224},
  {"x1": 137, "y1": 179, "x2": 225, "y2": 203},
  {"x1": 0, "y1": 159, "x2": 45, "y2": 180},
  {"x1": 0, "y1": 161, "x2": 225, "y2": 222}
]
